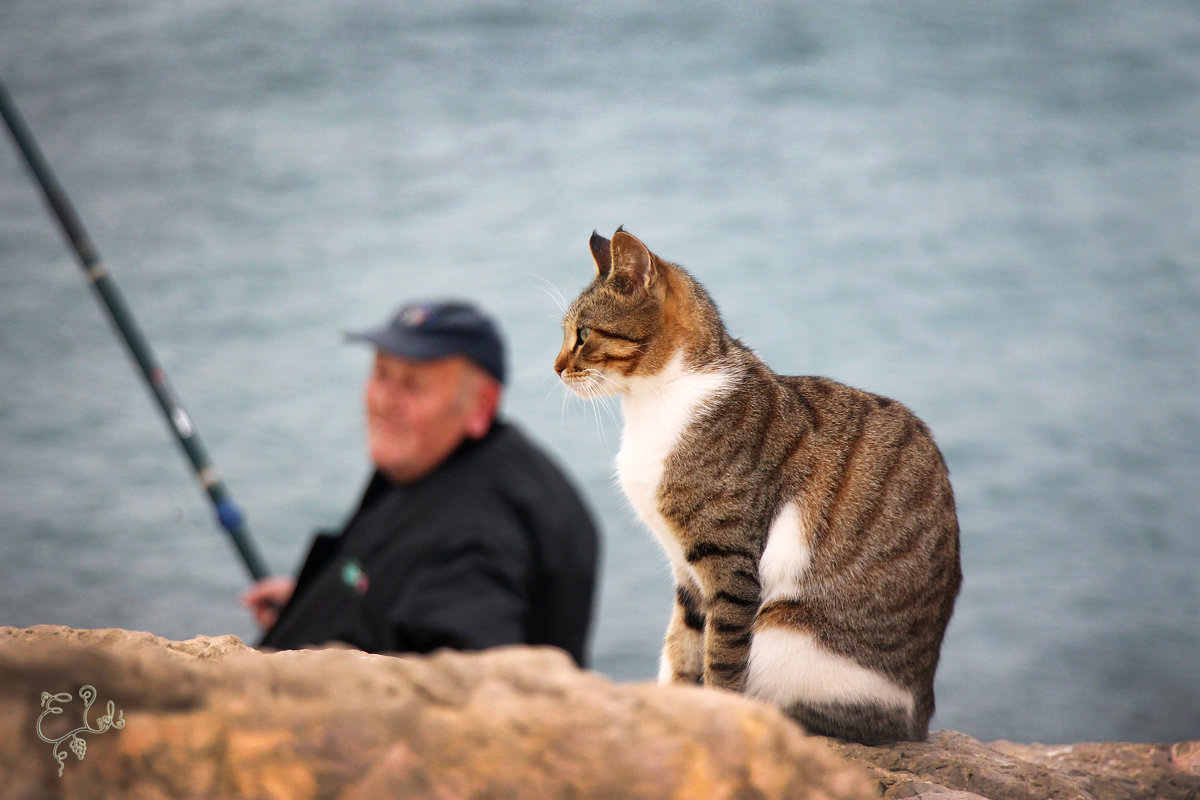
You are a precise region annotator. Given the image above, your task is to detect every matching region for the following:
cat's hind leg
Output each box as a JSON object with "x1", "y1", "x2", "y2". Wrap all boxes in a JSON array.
[
  {"x1": 784, "y1": 698, "x2": 923, "y2": 745},
  {"x1": 745, "y1": 622, "x2": 921, "y2": 743}
]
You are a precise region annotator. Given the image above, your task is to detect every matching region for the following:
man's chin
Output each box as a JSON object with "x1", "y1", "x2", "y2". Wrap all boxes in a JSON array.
[{"x1": 368, "y1": 443, "x2": 415, "y2": 475}]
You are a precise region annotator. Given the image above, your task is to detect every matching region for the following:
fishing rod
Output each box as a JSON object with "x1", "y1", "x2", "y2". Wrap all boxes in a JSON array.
[{"x1": 0, "y1": 77, "x2": 271, "y2": 583}]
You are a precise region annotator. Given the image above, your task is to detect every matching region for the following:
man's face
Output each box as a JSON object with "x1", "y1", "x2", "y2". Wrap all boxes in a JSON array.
[{"x1": 365, "y1": 351, "x2": 488, "y2": 484}]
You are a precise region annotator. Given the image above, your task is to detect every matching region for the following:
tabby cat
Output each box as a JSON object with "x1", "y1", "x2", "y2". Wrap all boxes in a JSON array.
[{"x1": 554, "y1": 229, "x2": 962, "y2": 744}]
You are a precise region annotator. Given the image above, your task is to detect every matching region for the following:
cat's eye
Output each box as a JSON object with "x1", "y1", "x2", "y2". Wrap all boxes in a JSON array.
[{"x1": 575, "y1": 326, "x2": 592, "y2": 348}]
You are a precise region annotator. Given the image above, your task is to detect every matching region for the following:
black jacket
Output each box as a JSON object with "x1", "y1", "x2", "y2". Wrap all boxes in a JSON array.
[{"x1": 260, "y1": 421, "x2": 599, "y2": 665}]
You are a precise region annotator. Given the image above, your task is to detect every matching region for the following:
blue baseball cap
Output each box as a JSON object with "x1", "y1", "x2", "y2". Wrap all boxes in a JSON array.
[{"x1": 347, "y1": 300, "x2": 507, "y2": 385}]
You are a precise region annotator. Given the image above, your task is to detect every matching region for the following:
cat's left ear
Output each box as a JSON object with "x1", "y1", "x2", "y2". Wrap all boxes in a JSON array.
[
  {"x1": 589, "y1": 231, "x2": 612, "y2": 279},
  {"x1": 609, "y1": 229, "x2": 658, "y2": 295}
]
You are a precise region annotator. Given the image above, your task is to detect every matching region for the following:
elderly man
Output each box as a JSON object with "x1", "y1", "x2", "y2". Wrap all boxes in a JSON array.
[{"x1": 243, "y1": 301, "x2": 599, "y2": 665}]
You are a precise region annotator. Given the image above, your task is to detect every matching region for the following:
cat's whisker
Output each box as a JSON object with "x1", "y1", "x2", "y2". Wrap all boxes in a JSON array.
[
  {"x1": 591, "y1": 385, "x2": 622, "y2": 428},
  {"x1": 529, "y1": 273, "x2": 569, "y2": 315},
  {"x1": 543, "y1": 370, "x2": 618, "y2": 446},
  {"x1": 588, "y1": 399, "x2": 605, "y2": 442},
  {"x1": 575, "y1": 372, "x2": 625, "y2": 430},
  {"x1": 565, "y1": 389, "x2": 613, "y2": 447},
  {"x1": 589, "y1": 372, "x2": 628, "y2": 416},
  {"x1": 559, "y1": 383, "x2": 571, "y2": 428},
  {"x1": 583, "y1": 371, "x2": 614, "y2": 399},
  {"x1": 537, "y1": 375, "x2": 569, "y2": 416},
  {"x1": 532, "y1": 368, "x2": 560, "y2": 394},
  {"x1": 558, "y1": 370, "x2": 619, "y2": 444},
  {"x1": 602, "y1": 398, "x2": 621, "y2": 430}
]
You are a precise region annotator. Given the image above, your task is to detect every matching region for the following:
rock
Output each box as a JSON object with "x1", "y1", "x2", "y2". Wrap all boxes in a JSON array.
[
  {"x1": 992, "y1": 740, "x2": 1200, "y2": 800},
  {"x1": 829, "y1": 730, "x2": 1200, "y2": 800},
  {"x1": 4, "y1": 626, "x2": 1196, "y2": 800},
  {"x1": 0, "y1": 625, "x2": 874, "y2": 800}
]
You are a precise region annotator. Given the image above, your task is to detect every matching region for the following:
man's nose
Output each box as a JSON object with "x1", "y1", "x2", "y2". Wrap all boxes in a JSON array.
[{"x1": 368, "y1": 380, "x2": 407, "y2": 414}]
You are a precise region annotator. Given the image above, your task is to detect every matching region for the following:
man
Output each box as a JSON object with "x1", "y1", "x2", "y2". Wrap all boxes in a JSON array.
[{"x1": 242, "y1": 300, "x2": 599, "y2": 665}]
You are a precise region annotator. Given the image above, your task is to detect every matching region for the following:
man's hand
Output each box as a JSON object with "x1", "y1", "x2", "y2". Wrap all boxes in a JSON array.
[{"x1": 240, "y1": 576, "x2": 296, "y2": 630}]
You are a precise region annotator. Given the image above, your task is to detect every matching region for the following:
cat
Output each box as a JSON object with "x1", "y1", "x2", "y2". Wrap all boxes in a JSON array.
[{"x1": 554, "y1": 228, "x2": 962, "y2": 745}]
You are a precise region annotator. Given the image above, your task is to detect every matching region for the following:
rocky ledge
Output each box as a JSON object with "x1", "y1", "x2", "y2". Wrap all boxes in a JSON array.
[{"x1": 0, "y1": 626, "x2": 1195, "y2": 800}]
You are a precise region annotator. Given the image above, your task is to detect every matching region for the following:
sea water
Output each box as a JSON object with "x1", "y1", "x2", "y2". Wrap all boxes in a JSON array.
[{"x1": 1, "y1": 0, "x2": 1197, "y2": 744}]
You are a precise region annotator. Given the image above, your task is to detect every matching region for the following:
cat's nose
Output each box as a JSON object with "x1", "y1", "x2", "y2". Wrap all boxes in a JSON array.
[{"x1": 554, "y1": 353, "x2": 567, "y2": 376}]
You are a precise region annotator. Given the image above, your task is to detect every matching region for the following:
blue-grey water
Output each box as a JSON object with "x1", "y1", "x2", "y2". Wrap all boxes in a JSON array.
[{"x1": 2, "y1": 1, "x2": 1197, "y2": 745}]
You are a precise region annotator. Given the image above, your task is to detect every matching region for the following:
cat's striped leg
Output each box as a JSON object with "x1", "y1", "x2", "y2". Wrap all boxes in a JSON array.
[
  {"x1": 690, "y1": 549, "x2": 762, "y2": 694},
  {"x1": 659, "y1": 576, "x2": 704, "y2": 684}
]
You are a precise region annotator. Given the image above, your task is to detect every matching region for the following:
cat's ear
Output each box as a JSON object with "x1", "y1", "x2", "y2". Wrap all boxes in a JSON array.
[
  {"x1": 609, "y1": 229, "x2": 658, "y2": 294},
  {"x1": 589, "y1": 231, "x2": 612, "y2": 279}
]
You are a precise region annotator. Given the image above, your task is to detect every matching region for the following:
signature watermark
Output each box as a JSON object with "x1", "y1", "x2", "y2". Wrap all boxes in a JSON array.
[{"x1": 36, "y1": 685, "x2": 125, "y2": 777}]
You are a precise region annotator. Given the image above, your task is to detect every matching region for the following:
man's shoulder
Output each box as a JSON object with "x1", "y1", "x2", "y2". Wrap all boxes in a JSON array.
[
  {"x1": 470, "y1": 421, "x2": 580, "y2": 492},
  {"x1": 477, "y1": 422, "x2": 597, "y2": 532},
  {"x1": 479, "y1": 419, "x2": 538, "y2": 455}
]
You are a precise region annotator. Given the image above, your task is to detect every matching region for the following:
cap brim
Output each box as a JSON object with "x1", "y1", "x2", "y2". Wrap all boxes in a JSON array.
[{"x1": 345, "y1": 328, "x2": 479, "y2": 364}]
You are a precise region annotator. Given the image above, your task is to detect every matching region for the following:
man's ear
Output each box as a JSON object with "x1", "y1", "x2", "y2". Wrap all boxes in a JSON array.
[{"x1": 464, "y1": 377, "x2": 502, "y2": 439}]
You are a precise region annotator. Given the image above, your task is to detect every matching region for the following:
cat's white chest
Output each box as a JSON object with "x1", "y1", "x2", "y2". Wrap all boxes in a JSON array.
[
  {"x1": 616, "y1": 356, "x2": 732, "y2": 570},
  {"x1": 615, "y1": 411, "x2": 677, "y2": 536}
]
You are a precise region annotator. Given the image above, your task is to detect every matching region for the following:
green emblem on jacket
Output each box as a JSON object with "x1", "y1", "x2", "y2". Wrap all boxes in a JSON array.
[{"x1": 340, "y1": 557, "x2": 369, "y2": 595}]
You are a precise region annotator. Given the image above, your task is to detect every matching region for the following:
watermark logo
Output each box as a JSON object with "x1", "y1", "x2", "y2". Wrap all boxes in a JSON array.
[{"x1": 36, "y1": 685, "x2": 125, "y2": 777}]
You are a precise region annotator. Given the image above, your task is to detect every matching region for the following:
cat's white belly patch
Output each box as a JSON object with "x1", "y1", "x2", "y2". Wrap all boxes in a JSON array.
[
  {"x1": 758, "y1": 501, "x2": 812, "y2": 603},
  {"x1": 746, "y1": 627, "x2": 915, "y2": 713}
]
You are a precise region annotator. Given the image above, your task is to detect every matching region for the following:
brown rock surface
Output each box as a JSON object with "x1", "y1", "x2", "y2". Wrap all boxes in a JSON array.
[
  {"x1": 2, "y1": 626, "x2": 1196, "y2": 800},
  {"x1": 0, "y1": 625, "x2": 873, "y2": 800},
  {"x1": 830, "y1": 730, "x2": 1200, "y2": 800}
]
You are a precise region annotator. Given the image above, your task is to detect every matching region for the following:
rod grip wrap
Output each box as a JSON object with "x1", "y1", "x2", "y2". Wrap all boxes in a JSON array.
[{"x1": 215, "y1": 499, "x2": 245, "y2": 534}]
